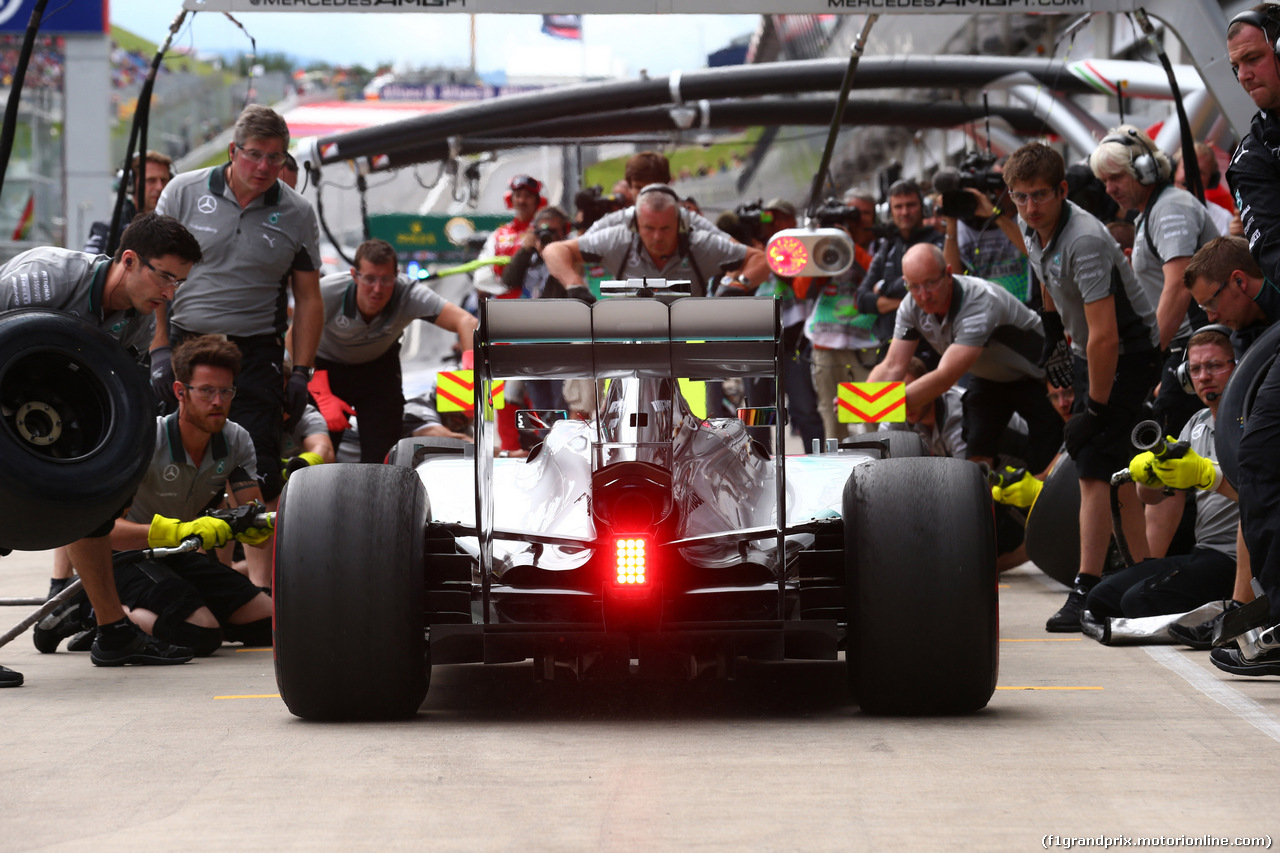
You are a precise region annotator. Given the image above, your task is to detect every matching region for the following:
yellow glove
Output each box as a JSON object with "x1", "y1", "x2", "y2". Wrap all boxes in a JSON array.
[
  {"x1": 1153, "y1": 445, "x2": 1221, "y2": 491},
  {"x1": 282, "y1": 451, "x2": 326, "y2": 481},
  {"x1": 148, "y1": 515, "x2": 233, "y2": 550},
  {"x1": 1127, "y1": 451, "x2": 1162, "y2": 487},
  {"x1": 991, "y1": 470, "x2": 1043, "y2": 508},
  {"x1": 235, "y1": 526, "x2": 273, "y2": 547}
]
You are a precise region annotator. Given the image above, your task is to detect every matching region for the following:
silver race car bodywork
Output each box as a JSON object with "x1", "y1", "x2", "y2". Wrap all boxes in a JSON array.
[{"x1": 273, "y1": 293, "x2": 999, "y2": 720}]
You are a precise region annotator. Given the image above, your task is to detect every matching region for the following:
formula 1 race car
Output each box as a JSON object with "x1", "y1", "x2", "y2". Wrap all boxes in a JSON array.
[{"x1": 272, "y1": 292, "x2": 998, "y2": 720}]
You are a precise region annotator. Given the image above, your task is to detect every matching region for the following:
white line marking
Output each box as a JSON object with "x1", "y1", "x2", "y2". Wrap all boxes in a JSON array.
[{"x1": 1145, "y1": 645, "x2": 1280, "y2": 745}]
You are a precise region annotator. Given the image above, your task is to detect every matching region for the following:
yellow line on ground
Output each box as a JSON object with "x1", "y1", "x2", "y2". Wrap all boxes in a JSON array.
[
  {"x1": 1000, "y1": 638, "x2": 1084, "y2": 642},
  {"x1": 234, "y1": 647, "x2": 272, "y2": 652},
  {"x1": 996, "y1": 686, "x2": 1103, "y2": 691},
  {"x1": 998, "y1": 584, "x2": 1011, "y2": 588},
  {"x1": 214, "y1": 694, "x2": 281, "y2": 700}
]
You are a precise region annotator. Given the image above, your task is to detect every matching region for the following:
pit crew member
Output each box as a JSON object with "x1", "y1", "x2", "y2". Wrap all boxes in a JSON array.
[
  {"x1": 84, "y1": 150, "x2": 173, "y2": 256},
  {"x1": 542, "y1": 184, "x2": 768, "y2": 298},
  {"x1": 868, "y1": 243, "x2": 1062, "y2": 472},
  {"x1": 107, "y1": 336, "x2": 273, "y2": 657},
  {"x1": 1004, "y1": 141, "x2": 1162, "y2": 633},
  {"x1": 155, "y1": 104, "x2": 323, "y2": 506},
  {"x1": 312, "y1": 238, "x2": 478, "y2": 463},
  {"x1": 0, "y1": 213, "x2": 204, "y2": 683}
]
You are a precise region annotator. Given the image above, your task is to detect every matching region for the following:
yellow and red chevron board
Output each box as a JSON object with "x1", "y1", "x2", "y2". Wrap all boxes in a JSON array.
[
  {"x1": 436, "y1": 370, "x2": 505, "y2": 413},
  {"x1": 837, "y1": 382, "x2": 906, "y2": 423}
]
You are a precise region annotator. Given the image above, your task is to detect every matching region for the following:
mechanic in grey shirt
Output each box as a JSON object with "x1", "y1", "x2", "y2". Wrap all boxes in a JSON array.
[
  {"x1": 1084, "y1": 328, "x2": 1239, "y2": 622},
  {"x1": 543, "y1": 184, "x2": 769, "y2": 297},
  {"x1": 869, "y1": 243, "x2": 1062, "y2": 472},
  {"x1": 1090, "y1": 125, "x2": 1220, "y2": 434},
  {"x1": 154, "y1": 105, "x2": 323, "y2": 503},
  {"x1": 109, "y1": 336, "x2": 273, "y2": 658},
  {"x1": 314, "y1": 238, "x2": 478, "y2": 463},
  {"x1": 0, "y1": 213, "x2": 204, "y2": 677},
  {"x1": 1004, "y1": 141, "x2": 1162, "y2": 633}
]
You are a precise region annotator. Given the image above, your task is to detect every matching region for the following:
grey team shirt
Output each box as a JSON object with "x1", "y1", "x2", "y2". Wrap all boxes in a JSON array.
[
  {"x1": 1022, "y1": 201, "x2": 1158, "y2": 357},
  {"x1": 316, "y1": 272, "x2": 450, "y2": 364},
  {"x1": 576, "y1": 222, "x2": 746, "y2": 284},
  {"x1": 1132, "y1": 185, "x2": 1219, "y2": 341},
  {"x1": 893, "y1": 273, "x2": 1045, "y2": 383},
  {"x1": 126, "y1": 414, "x2": 258, "y2": 524},
  {"x1": 0, "y1": 246, "x2": 154, "y2": 353},
  {"x1": 156, "y1": 166, "x2": 320, "y2": 337},
  {"x1": 1180, "y1": 407, "x2": 1237, "y2": 557}
]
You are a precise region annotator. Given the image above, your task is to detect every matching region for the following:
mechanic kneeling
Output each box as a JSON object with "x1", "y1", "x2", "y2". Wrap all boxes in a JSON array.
[
  {"x1": 107, "y1": 337, "x2": 274, "y2": 656},
  {"x1": 1084, "y1": 328, "x2": 1239, "y2": 623}
]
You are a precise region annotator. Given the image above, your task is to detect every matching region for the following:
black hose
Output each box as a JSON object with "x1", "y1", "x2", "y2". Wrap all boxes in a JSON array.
[
  {"x1": 310, "y1": 165, "x2": 355, "y2": 267},
  {"x1": 806, "y1": 15, "x2": 877, "y2": 220},
  {"x1": 1135, "y1": 9, "x2": 1204, "y2": 203},
  {"x1": 0, "y1": 0, "x2": 49, "y2": 201},
  {"x1": 1109, "y1": 481, "x2": 1136, "y2": 567}
]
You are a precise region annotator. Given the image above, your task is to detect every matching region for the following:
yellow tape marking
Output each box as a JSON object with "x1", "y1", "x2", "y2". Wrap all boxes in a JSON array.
[
  {"x1": 214, "y1": 693, "x2": 282, "y2": 700},
  {"x1": 996, "y1": 686, "x2": 1103, "y2": 691},
  {"x1": 1000, "y1": 638, "x2": 1084, "y2": 642}
]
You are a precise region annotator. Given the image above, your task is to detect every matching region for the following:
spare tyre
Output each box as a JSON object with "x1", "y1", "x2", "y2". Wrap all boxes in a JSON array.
[
  {"x1": 0, "y1": 309, "x2": 155, "y2": 550},
  {"x1": 1023, "y1": 454, "x2": 1080, "y2": 587}
]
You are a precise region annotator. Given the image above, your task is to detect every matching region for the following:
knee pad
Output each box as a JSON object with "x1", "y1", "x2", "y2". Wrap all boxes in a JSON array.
[
  {"x1": 222, "y1": 618, "x2": 272, "y2": 648},
  {"x1": 162, "y1": 621, "x2": 223, "y2": 657}
]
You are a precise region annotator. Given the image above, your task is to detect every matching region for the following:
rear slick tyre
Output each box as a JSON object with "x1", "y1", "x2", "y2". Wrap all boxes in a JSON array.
[
  {"x1": 0, "y1": 309, "x2": 154, "y2": 551},
  {"x1": 844, "y1": 456, "x2": 998, "y2": 714},
  {"x1": 274, "y1": 463, "x2": 429, "y2": 720}
]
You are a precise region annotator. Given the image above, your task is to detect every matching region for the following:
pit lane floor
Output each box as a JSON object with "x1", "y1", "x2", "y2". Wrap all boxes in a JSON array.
[{"x1": 1, "y1": 548, "x2": 1277, "y2": 852}]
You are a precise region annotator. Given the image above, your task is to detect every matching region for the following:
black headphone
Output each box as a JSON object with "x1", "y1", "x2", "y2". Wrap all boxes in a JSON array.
[
  {"x1": 1177, "y1": 324, "x2": 1236, "y2": 394},
  {"x1": 1230, "y1": 7, "x2": 1280, "y2": 63},
  {"x1": 629, "y1": 183, "x2": 690, "y2": 235},
  {"x1": 1100, "y1": 127, "x2": 1164, "y2": 186}
]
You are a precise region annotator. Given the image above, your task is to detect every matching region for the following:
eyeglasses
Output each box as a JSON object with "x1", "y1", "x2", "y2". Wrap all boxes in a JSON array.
[
  {"x1": 1196, "y1": 279, "x2": 1231, "y2": 313},
  {"x1": 139, "y1": 256, "x2": 185, "y2": 289},
  {"x1": 1009, "y1": 187, "x2": 1059, "y2": 207},
  {"x1": 235, "y1": 144, "x2": 287, "y2": 168},
  {"x1": 356, "y1": 273, "x2": 397, "y2": 288},
  {"x1": 182, "y1": 384, "x2": 237, "y2": 402},
  {"x1": 905, "y1": 273, "x2": 948, "y2": 295},
  {"x1": 1187, "y1": 360, "x2": 1235, "y2": 378}
]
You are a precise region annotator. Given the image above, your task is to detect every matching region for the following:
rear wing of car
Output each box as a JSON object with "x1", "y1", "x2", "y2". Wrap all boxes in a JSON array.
[{"x1": 477, "y1": 296, "x2": 780, "y2": 381}]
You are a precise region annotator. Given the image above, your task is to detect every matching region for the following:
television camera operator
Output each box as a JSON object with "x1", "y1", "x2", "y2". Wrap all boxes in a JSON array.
[{"x1": 935, "y1": 152, "x2": 1031, "y2": 305}]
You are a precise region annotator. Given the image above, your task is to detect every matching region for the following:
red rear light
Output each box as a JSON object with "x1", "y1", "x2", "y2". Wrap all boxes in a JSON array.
[{"x1": 615, "y1": 537, "x2": 647, "y2": 585}]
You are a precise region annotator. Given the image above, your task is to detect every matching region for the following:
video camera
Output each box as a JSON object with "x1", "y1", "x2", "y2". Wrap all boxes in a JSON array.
[
  {"x1": 734, "y1": 199, "x2": 776, "y2": 228},
  {"x1": 534, "y1": 223, "x2": 563, "y2": 250},
  {"x1": 574, "y1": 185, "x2": 626, "y2": 231},
  {"x1": 811, "y1": 198, "x2": 863, "y2": 230},
  {"x1": 933, "y1": 151, "x2": 1006, "y2": 221}
]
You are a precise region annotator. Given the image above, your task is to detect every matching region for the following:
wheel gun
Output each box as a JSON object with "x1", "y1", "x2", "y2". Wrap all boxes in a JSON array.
[{"x1": 1110, "y1": 419, "x2": 1190, "y2": 487}]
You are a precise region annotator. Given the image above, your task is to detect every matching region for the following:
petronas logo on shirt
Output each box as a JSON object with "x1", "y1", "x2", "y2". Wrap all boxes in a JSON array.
[
  {"x1": 269, "y1": 212, "x2": 280, "y2": 224},
  {"x1": 216, "y1": 461, "x2": 225, "y2": 475}
]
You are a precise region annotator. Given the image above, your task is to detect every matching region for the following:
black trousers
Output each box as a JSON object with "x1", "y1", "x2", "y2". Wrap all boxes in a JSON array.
[
  {"x1": 1238, "y1": 347, "x2": 1280, "y2": 624},
  {"x1": 1084, "y1": 547, "x2": 1235, "y2": 619},
  {"x1": 961, "y1": 375, "x2": 1063, "y2": 472},
  {"x1": 171, "y1": 327, "x2": 285, "y2": 501},
  {"x1": 316, "y1": 344, "x2": 405, "y2": 464}
]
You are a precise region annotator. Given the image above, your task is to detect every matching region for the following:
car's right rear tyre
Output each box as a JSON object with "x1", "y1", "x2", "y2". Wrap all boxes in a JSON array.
[
  {"x1": 274, "y1": 463, "x2": 429, "y2": 720},
  {"x1": 877, "y1": 429, "x2": 926, "y2": 459},
  {"x1": 844, "y1": 456, "x2": 998, "y2": 714}
]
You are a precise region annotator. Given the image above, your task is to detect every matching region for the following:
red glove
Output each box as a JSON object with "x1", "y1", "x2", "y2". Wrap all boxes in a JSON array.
[{"x1": 461, "y1": 349, "x2": 474, "y2": 370}]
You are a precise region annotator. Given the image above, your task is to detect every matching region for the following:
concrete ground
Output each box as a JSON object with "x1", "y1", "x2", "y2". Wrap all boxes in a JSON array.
[{"x1": 0, "y1": 547, "x2": 1277, "y2": 852}]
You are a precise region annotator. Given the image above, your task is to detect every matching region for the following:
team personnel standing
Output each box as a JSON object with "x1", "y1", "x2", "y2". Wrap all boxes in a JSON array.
[
  {"x1": 868, "y1": 243, "x2": 1062, "y2": 472},
  {"x1": 1208, "y1": 4, "x2": 1280, "y2": 674},
  {"x1": 313, "y1": 238, "x2": 478, "y2": 464},
  {"x1": 857, "y1": 179, "x2": 946, "y2": 355},
  {"x1": 1090, "y1": 124, "x2": 1220, "y2": 433},
  {"x1": 0, "y1": 213, "x2": 205, "y2": 684},
  {"x1": 473, "y1": 174, "x2": 546, "y2": 296},
  {"x1": 1004, "y1": 141, "x2": 1162, "y2": 633},
  {"x1": 107, "y1": 336, "x2": 274, "y2": 658},
  {"x1": 543, "y1": 184, "x2": 768, "y2": 297},
  {"x1": 154, "y1": 104, "x2": 323, "y2": 504},
  {"x1": 84, "y1": 150, "x2": 173, "y2": 256}
]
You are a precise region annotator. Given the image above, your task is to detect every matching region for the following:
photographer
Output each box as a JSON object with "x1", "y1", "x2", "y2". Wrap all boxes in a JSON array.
[
  {"x1": 856, "y1": 179, "x2": 945, "y2": 357},
  {"x1": 936, "y1": 154, "x2": 1031, "y2": 305}
]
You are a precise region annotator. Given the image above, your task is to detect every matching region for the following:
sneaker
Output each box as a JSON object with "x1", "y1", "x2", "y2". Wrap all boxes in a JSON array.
[
  {"x1": 1209, "y1": 646, "x2": 1280, "y2": 677},
  {"x1": 1046, "y1": 584, "x2": 1091, "y2": 632},
  {"x1": 1212, "y1": 595, "x2": 1271, "y2": 647},
  {"x1": 66, "y1": 628, "x2": 97, "y2": 652},
  {"x1": 1168, "y1": 602, "x2": 1241, "y2": 651},
  {"x1": 90, "y1": 625, "x2": 194, "y2": 667},
  {"x1": 32, "y1": 587, "x2": 92, "y2": 654},
  {"x1": 0, "y1": 665, "x2": 22, "y2": 688}
]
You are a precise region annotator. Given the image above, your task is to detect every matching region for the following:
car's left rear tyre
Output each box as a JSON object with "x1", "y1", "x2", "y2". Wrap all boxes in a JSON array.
[
  {"x1": 274, "y1": 463, "x2": 429, "y2": 720},
  {"x1": 844, "y1": 456, "x2": 998, "y2": 714}
]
